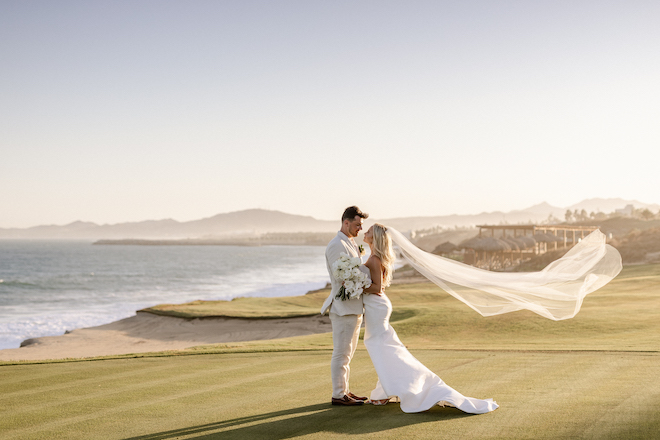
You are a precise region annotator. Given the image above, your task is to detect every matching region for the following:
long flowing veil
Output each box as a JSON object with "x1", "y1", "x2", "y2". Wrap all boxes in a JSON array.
[{"x1": 387, "y1": 227, "x2": 622, "y2": 321}]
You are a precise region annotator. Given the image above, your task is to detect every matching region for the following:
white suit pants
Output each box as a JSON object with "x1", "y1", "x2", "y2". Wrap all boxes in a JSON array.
[{"x1": 329, "y1": 312, "x2": 362, "y2": 399}]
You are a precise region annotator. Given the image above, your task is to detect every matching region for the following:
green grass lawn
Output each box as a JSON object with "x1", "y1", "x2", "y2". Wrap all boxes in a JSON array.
[{"x1": 2, "y1": 264, "x2": 659, "y2": 439}]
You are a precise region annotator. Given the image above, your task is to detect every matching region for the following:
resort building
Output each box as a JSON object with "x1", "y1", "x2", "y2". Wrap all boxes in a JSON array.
[{"x1": 458, "y1": 224, "x2": 600, "y2": 269}]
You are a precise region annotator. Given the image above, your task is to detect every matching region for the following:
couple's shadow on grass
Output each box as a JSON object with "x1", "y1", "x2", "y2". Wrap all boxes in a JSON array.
[{"x1": 124, "y1": 402, "x2": 473, "y2": 440}]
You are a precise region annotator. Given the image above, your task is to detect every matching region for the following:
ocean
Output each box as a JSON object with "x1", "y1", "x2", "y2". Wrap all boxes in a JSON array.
[{"x1": 0, "y1": 240, "x2": 329, "y2": 350}]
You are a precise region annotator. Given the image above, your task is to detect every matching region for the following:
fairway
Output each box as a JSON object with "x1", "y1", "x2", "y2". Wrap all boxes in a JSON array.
[
  {"x1": 2, "y1": 264, "x2": 660, "y2": 439},
  {"x1": 2, "y1": 350, "x2": 659, "y2": 439}
]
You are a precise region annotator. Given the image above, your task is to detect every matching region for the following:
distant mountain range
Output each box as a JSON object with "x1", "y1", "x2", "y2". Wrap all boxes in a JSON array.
[
  {"x1": 1, "y1": 199, "x2": 657, "y2": 240},
  {"x1": 0, "y1": 209, "x2": 337, "y2": 239},
  {"x1": 379, "y1": 199, "x2": 659, "y2": 232}
]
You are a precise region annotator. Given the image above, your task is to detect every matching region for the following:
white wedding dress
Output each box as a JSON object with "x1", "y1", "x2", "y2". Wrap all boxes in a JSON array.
[
  {"x1": 355, "y1": 228, "x2": 620, "y2": 413},
  {"x1": 361, "y1": 285, "x2": 498, "y2": 414}
]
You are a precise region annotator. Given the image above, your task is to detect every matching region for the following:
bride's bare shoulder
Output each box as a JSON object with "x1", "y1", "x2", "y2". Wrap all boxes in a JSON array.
[{"x1": 365, "y1": 254, "x2": 382, "y2": 269}]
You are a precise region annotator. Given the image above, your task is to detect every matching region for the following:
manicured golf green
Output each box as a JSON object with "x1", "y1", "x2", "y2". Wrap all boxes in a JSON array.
[{"x1": 2, "y1": 264, "x2": 659, "y2": 439}]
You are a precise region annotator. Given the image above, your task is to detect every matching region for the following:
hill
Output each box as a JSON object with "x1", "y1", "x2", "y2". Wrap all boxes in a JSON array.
[
  {"x1": 0, "y1": 209, "x2": 337, "y2": 240},
  {"x1": 0, "y1": 198, "x2": 656, "y2": 240},
  {"x1": 567, "y1": 197, "x2": 660, "y2": 214},
  {"x1": 609, "y1": 227, "x2": 660, "y2": 264}
]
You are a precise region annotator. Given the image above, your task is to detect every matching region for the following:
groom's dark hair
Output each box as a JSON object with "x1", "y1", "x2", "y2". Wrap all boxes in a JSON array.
[{"x1": 342, "y1": 206, "x2": 368, "y2": 222}]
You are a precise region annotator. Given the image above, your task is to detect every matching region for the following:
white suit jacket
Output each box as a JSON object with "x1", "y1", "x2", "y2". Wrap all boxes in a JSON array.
[{"x1": 320, "y1": 231, "x2": 365, "y2": 316}]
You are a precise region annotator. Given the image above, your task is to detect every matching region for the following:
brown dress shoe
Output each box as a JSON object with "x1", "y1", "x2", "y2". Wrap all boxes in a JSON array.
[
  {"x1": 331, "y1": 395, "x2": 364, "y2": 406},
  {"x1": 347, "y1": 392, "x2": 368, "y2": 401}
]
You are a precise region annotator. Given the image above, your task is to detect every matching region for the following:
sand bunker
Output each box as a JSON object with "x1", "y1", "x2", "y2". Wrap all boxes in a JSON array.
[{"x1": 0, "y1": 312, "x2": 331, "y2": 362}]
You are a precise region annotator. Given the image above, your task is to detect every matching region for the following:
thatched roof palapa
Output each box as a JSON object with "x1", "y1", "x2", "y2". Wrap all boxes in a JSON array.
[
  {"x1": 432, "y1": 241, "x2": 458, "y2": 255},
  {"x1": 459, "y1": 236, "x2": 512, "y2": 252},
  {"x1": 458, "y1": 236, "x2": 483, "y2": 250},
  {"x1": 501, "y1": 237, "x2": 521, "y2": 251},
  {"x1": 480, "y1": 237, "x2": 512, "y2": 251},
  {"x1": 516, "y1": 236, "x2": 537, "y2": 248}
]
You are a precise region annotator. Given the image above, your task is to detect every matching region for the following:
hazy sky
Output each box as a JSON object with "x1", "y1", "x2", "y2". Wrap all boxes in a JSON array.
[{"x1": 2, "y1": 1, "x2": 658, "y2": 228}]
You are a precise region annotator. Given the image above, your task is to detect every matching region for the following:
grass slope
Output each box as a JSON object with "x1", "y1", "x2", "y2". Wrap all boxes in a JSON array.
[
  {"x1": 2, "y1": 264, "x2": 659, "y2": 439},
  {"x1": 144, "y1": 264, "x2": 660, "y2": 352},
  {"x1": 140, "y1": 286, "x2": 330, "y2": 319},
  {"x1": 2, "y1": 351, "x2": 659, "y2": 439}
]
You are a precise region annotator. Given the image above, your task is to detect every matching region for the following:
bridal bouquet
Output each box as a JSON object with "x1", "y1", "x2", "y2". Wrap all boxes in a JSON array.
[{"x1": 332, "y1": 253, "x2": 371, "y2": 301}]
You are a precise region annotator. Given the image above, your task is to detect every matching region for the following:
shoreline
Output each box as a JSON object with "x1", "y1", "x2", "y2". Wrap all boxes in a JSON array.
[
  {"x1": 0, "y1": 311, "x2": 331, "y2": 362},
  {"x1": 93, "y1": 232, "x2": 336, "y2": 247},
  {"x1": 0, "y1": 272, "x2": 429, "y2": 362}
]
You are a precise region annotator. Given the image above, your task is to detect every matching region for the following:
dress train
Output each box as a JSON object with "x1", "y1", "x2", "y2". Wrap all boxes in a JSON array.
[{"x1": 363, "y1": 292, "x2": 498, "y2": 414}]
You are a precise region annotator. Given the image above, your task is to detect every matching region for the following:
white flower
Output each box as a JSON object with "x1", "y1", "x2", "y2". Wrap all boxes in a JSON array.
[{"x1": 331, "y1": 253, "x2": 372, "y2": 301}]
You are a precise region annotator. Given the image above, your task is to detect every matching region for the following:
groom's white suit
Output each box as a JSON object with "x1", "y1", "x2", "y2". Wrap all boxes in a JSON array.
[{"x1": 321, "y1": 231, "x2": 364, "y2": 399}]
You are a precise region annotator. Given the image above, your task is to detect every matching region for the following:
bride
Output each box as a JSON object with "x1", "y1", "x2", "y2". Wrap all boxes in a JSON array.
[
  {"x1": 361, "y1": 223, "x2": 498, "y2": 414},
  {"x1": 355, "y1": 220, "x2": 620, "y2": 413}
]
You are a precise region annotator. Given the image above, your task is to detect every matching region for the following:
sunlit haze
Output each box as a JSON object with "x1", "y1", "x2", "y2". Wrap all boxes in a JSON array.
[{"x1": 2, "y1": 1, "x2": 658, "y2": 228}]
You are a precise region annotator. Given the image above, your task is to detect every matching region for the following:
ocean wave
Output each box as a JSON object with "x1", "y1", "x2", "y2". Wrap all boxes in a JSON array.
[
  {"x1": 0, "y1": 309, "x2": 134, "y2": 350},
  {"x1": 0, "y1": 280, "x2": 329, "y2": 350},
  {"x1": 0, "y1": 241, "x2": 330, "y2": 350},
  {"x1": 0, "y1": 279, "x2": 43, "y2": 289},
  {"x1": 226, "y1": 280, "x2": 327, "y2": 300}
]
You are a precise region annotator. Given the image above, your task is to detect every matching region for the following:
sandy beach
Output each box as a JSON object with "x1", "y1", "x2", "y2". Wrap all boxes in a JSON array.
[
  {"x1": 0, "y1": 271, "x2": 426, "y2": 363},
  {"x1": 0, "y1": 312, "x2": 331, "y2": 362}
]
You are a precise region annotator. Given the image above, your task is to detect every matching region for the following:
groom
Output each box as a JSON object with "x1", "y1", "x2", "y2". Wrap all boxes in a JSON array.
[{"x1": 321, "y1": 206, "x2": 371, "y2": 406}]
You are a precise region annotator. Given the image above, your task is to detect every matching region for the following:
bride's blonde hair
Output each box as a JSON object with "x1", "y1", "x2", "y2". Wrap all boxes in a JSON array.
[{"x1": 371, "y1": 223, "x2": 396, "y2": 287}]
